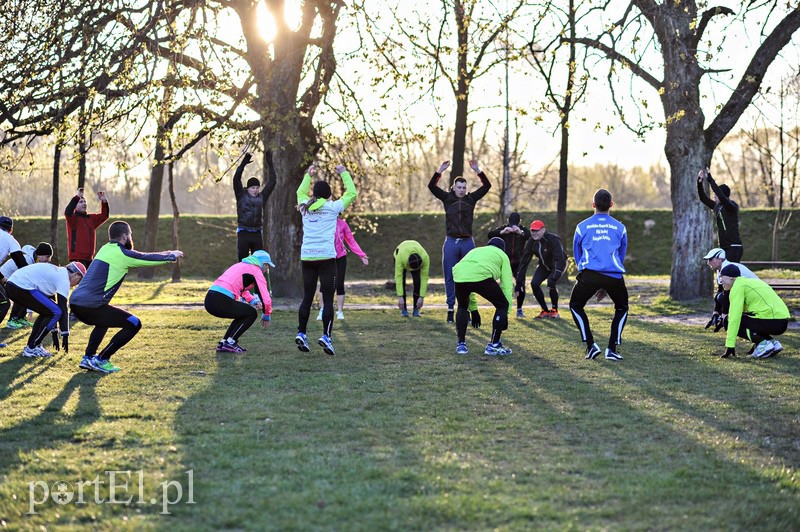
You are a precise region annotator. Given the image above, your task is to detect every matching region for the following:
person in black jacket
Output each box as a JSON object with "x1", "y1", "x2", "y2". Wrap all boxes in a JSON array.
[
  {"x1": 516, "y1": 220, "x2": 567, "y2": 319},
  {"x1": 488, "y1": 212, "x2": 530, "y2": 317},
  {"x1": 428, "y1": 159, "x2": 491, "y2": 323},
  {"x1": 697, "y1": 167, "x2": 743, "y2": 262},
  {"x1": 233, "y1": 152, "x2": 269, "y2": 261}
]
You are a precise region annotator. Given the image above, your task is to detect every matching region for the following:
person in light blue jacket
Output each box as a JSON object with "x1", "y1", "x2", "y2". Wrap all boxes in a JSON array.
[{"x1": 569, "y1": 189, "x2": 628, "y2": 362}]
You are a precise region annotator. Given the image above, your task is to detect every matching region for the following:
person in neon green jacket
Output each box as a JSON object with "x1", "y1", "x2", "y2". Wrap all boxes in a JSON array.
[
  {"x1": 393, "y1": 240, "x2": 430, "y2": 317},
  {"x1": 294, "y1": 164, "x2": 357, "y2": 356},
  {"x1": 718, "y1": 264, "x2": 790, "y2": 359},
  {"x1": 452, "y1": 237, "x2": 514, "y2": 356}
]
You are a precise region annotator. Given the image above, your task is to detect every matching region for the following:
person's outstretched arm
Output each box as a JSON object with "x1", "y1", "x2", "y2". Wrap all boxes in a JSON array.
[
  {"x1": 428, "y1": 161, "x2": 450, "y2": 201},
  {"x1": 696, "y1": 168, "x2": 715, "y2": 209},
  {"x1": 233, "y1": 153, "x2": 253, "y2": 197},
  {"x1": 337, "y1": 165, "x2": 358, "y2": 209},
  {"x1": 468, "y1": 159, "x2": 492, "y2": 201}
]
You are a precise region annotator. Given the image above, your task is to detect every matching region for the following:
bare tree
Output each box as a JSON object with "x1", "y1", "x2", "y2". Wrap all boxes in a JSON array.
[{"x1": 574, "y1": 2, "x2": 800, "y2": 299}]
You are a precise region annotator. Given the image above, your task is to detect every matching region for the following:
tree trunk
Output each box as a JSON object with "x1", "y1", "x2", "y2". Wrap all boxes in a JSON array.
[
  {"x1": 139, "y1": 135, "x2": 165, "y2": 279},
  {"x1": 451, "y1": 94, "x2": 469, "y2": 185},
  {"x1": 50, "y1": 143, "x2": 62, "y2": 263},
  {"x1": 167, "y1": 156, "x2": 181, "y2": 282}
]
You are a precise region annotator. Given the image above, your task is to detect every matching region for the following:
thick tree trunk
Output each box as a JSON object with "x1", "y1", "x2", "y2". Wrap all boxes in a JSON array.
[
  {"x1": 139, "y1": 137, "x2": 165, "y2": 280},
  {"x1": 556, "y1": 121, "x2": 569, "y2": 241},
  {"x1": 167, "y1": 157, "x2": 180, "y2": 282},
  {"x1": 451, "y1": 95, "x2": 468, "y2": 185}
]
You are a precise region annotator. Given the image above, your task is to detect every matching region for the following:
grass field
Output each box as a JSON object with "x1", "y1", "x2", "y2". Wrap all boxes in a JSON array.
[{"x1": 0, "y1": 279, "x2": 798, "y2": 530}]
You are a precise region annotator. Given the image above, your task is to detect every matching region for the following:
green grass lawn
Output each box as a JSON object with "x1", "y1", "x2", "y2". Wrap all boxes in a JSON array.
[{"x1": 0, "y1": 280, "x2": 798, "y2": 530}]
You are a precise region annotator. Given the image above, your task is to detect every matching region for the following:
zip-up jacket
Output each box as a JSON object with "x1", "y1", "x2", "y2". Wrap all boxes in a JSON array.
[
  {"x1": 69, "y1": 242, "x2": 177, "y2": 308},
  {"x1": 296, "y1": 171, "x2": 358, "y2": 261},
  {"x1": 334, "y1": 218, "x2": 367, "y2": 260},
  {"x1": 697, "y1": 177, "x2": 741, "y2": 248},
  {"x1": 487, "y1": 224, "x2": 530, "y2": 270},
  {"x1": 428, "y1": 171, "x2": 491, "y2": 237},
  {"x1": 516, "y1": 232, "x2": 567, "y2": 288},
  {"x1": 209, "y1": 261, "x2": 273, "y2": 316},
  {"x1": 233, "y1": 160, "x2": 265, "y2": 231},
  {"x1": 573, "y1": 213, "x2": 627, "y2": 278},
  {"x1": 725, "y1": 277, "x2": 790, "y2": 348},
  {"x1": 393, "y1": 240, "x2": 430, "y2": 298},
  {"x1": 64, "y1": 196, "x2": 109, "y2": 262},
  {"x1": 452, "y1": 245, "x2": 513, "y2": 312}
]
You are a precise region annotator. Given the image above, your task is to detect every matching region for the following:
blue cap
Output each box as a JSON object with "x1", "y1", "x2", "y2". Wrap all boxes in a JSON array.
[
  {"x1": 252, "y1": 250, "x2": 276, "y2": 268},
  {"x1": 0, "y1": 216, "x2": 12, "y2": 231}
]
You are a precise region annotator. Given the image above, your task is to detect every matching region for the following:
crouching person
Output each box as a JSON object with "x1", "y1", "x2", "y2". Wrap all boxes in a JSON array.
[
  {"x1": 205, "y1": 250, "x2": 274, "y2": 353},
  {"x1": 718, "y1": 264, "x2": 790, "y2": 359},
  {"x1": 6, "y1": 262, "x2": 86, "y2": 357},
  {"x1": 452, "y1": 237, "x2": 514, "y2": 356}
]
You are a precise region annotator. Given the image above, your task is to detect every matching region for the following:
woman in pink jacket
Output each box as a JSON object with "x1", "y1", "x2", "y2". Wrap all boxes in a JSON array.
[
  {"x1": 205, "y1": 250, "x2": 275, "y2": 353},
  {"x1": 317, "y1": 215, "x2": 369, "y2": 321}
]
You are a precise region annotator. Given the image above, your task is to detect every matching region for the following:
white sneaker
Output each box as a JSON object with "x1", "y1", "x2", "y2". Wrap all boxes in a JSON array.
[
  {"x1": 771, "y1": 340, "x2": 783, "y2": 355},
  {"x1": 316, "y1": 309, "x2": 323, "y2": 321},
  {"x1": 34, "y1": 345, "x2": 53, "y2": 358},
  {"x1": 22, "y1": 346, "x2": 39, "y2": 358},
  {"x1": 752, "y1": 340, "x2": 775, "y2": 359},
  {"x1": 337, "y1": 311, "x2": 345, "y2": 320}
]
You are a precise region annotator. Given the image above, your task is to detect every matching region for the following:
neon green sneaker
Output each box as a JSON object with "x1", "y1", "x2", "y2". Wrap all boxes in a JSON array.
[
  {"x1": 5, "y1": 318, "x2": 23, "y2": 330},
  {"x1": 98, "y1": 360, "x2": 121, "y2": 373}
]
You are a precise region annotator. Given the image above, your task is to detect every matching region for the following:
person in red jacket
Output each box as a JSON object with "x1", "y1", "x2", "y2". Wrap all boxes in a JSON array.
[{"x1": 65, "y1": 187, "x2": 110, "y2": 267}]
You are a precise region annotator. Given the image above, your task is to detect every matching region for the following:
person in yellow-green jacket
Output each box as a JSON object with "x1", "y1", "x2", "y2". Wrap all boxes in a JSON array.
[
  {"x1": 393, "y1": 240, "x2": 430, "y2": 318},
  {"x1": 718, "y1": 264, "x2": 790, "y2": 359},
  {"x1": 452, "y1": 237, "x2": 514, "y2": 356},
  {"x1": 294, "y1": 163, "x2": 358, "y2": 356}
]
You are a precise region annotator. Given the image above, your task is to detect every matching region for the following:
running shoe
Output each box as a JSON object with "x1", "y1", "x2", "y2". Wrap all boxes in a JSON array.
[
  {"x1": 337, "y1": 311, "x2": 345, "y2": 320},
  {"x1": 295, "y1": 332, "x2": 310, "y2": 352},
  {"x1": 88, "y1": 356, "x2": 111, "y2": 373},
  {"x1": 447, "y1": 310, "x2": 454, "y2": 324},
  {"x1": 485, "y1": 342, "x2": 512, "y2": 356},
  {"x1": 318, "y1": 335, "x2": 335, "y2": 356},
  {"x1": 0, "y1": 342, "x2": 7, "y2": 348},
  {"x1": 216, "y1": 341, "x2": 234, "y2": 352},
  {"x1": 548, "y1": 309, "x2": 560, "y2": 319},
  {"x1": 21, "y1": 317, "x2": 35, "y2": 327},
  {"x1": 5, "y1": 318, "x2": 23, "y2": 330},
  {"x1": 456, "y1": 342, "x2": 468, "y2": 355},
  {"x1": 516, "y1": 309, "x2": 525, "y2": 318},
  {"x1": 34, "y1": 345, "x2": 53, "y2": 358},
  {"x1": 752, "y1": 340, "x2": 775, "y2": 359},
  {"x1": 585, "y1": 343, "x2": 602, "y2": 360},
  {"x1": 22, "y1": 345, "x2": 40, "y2": 358},
  {"x1": 412, "y1": 308, "x2": 421, "y2": 317},
  {"x1": 79, "y1": 355, "x2": 96, "y2": 370},
  {"x1": 401, "y1": 309, "x2": 409, "y2": 318},
  {"x1": 535, "y1": 310, "x2": 550, "y2": 319},
  {"x1": 771, "y1": 340, "x2": 783, "y2": 355},
  {"x1": 97, "y1": 359, "x2": 121, "y2": 373},
  {"x1": 604, "y1": 348, "x2": 623, "y2": 361}
]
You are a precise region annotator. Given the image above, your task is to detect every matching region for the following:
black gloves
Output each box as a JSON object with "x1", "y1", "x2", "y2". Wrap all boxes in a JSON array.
[
  {"x1": 50, "y1": 331, "x2": 69, "y2": 353},
  {"x1": 705, "y1": 312, "x2": 720, "y2": 329},
  {"x1": 240, "y1": 153, "x2": 253, "y2": 167},
  {"x1": 470, "y1": 310, "x2": 481, "y2": 328},
  {"x1": 51, "y1": 331, "x2": 60, "y2": 351},
  {"x1": 720, "y1": 347, "x2": 736, "y2": 358},
  {"x1": 62, "y1": 335, "x2": 69, "y2": 354},
  {"x1": 713, "y1": 315, "x2": 728, "y2": 333}
]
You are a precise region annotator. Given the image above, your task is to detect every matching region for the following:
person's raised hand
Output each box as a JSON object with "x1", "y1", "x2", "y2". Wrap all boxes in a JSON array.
[
  {"x1": 307, "y1": 164, "x2": 316, "y2": 176},
  {"x1": 97, "y1": 191, "x2": 107, "y2": 202},
  {"x1": 468, "y1": 159, "x2": 480, "y2": 173},
  {"x1": 437, "y1": 161, "x2": 450, "y2": 174},
  {"x1": 241, "y1": 153, "x2": 253, "y2": 166},
  {"x1": 77, "y1": 187, "x2": 84, "y2": 198},
  {"x1": 335, "y1": 165, "x2": 346, "y2": 175}
]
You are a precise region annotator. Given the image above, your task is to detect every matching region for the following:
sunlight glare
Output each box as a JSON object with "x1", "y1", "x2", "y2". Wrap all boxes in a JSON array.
[{"x1": 257, "y1": 3, "x2": 277, "y2": 42}]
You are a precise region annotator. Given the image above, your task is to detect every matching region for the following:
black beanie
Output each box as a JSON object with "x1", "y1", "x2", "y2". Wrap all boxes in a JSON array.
[
  {"x1": 718, "y1": 184, "x2": 730, "y2": 198},
  {"x1": 313, "y1": 180, "x2": 332, "y2": 199},
  {"x1": 488, "y1": 237, "x2": 506, "y2": 252},
  {"x1": 508, "y1": 212, "x2": 521, "y2": 226},
  {"x1": 246, "y1": 177, "x2": 260, "y2": 188},
  {"x1": 408, "y1": 253, "x2": 422, "y2": 271},
  {"x1": 35, "y1": 242, "x2": 53, "y2": 257}
]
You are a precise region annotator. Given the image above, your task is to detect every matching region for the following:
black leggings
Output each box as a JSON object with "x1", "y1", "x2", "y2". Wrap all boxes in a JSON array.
[
  {"x1": 299, "y1": 259, "x2": 336, "y2": 337},
  {"x1": 0, "y1": 281, "x2": 9, "y2": 324},
  {"x1": 455, "y1": 278, "x2": 509, "y2": 344},
  {"x1": 5, "y1": 283, "x2": 62, "y2": 348},
  {"x1": 569, "y1": 269, "x2": 629, "y2": 349},
  {"x1": 736, "y1": 316, "x2": 788, "y2": 344},
  {"x1": 398, "y1": 265, "x2": 422, "y2": 311},
  {"x1": 335, "y1": 255, "x2": 347, "y2": 295},
  {"x1": 71, "y1": 304, "x2": 142, "y2": 361},
  {"x1": 237, "y1": 231, "x2": 264, "y2": 261},
  {"x1": 204, "y1": 290, "x2": 258, "y2": 341},
  {"x1": 531, "y1": 265, "x2": 559, "y2": 311}
]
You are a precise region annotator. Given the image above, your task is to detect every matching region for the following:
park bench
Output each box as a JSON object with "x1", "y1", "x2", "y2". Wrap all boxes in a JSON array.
[{"x1": 741, "y1": 261, "x2": 800, "y2": 291}]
